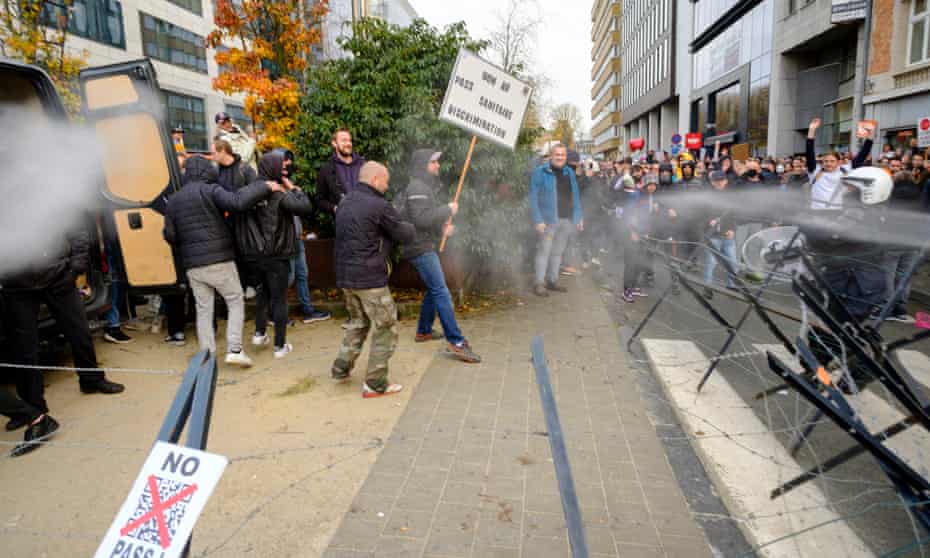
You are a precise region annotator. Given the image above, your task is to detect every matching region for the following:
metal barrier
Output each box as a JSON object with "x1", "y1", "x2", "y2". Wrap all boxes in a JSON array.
[{"x1": 155, "y1": 349, "x2": 218, "y2": 558}]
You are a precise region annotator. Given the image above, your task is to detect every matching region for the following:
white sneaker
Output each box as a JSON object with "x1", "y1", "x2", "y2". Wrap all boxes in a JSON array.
[
  {"x1": 252, "y1": 333, "x2": 270, "y2": 347},
  {"x1": 244, "y1": 286, "x2": 257, "y2": 300},
  {"x1": 225, "y1": 351, "x2": 253, "y2": 368},
  {"x1": 273, "y1": 344, "x2": 293, "y2": 359}
]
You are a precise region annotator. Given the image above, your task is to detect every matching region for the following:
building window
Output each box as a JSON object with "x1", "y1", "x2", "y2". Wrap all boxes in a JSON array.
[
  {"x1": 140, "y1": 12, "x2": 207, "y2": 74},
  {"x1": 166, "y1": 0, "x2": 202, "y2": 15},
  {"x1": 747, "y1": 78, "x2": 770, "y2": 152},
  {"x1": 164, "y1": 91, "x2": 208, "y2": 151},
  {"x1": 42, "y1": 0, "x2": 125, "y2": 49},
  {"x1": 712, "y1": 82, "x2": 740, "y2": 134},
  {"x1": 910, "y1": 0, "x2": 929, "y2": 65}
]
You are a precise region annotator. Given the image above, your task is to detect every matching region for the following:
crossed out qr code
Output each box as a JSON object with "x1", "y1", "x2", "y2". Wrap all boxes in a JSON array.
[{"x1": 123, "y1": 476, "x2": 194, "y2": 546}]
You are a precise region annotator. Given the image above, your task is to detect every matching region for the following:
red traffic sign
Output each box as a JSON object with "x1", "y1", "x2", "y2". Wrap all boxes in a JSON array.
[
  {"x1": 629, "y1": 137, "x2": 645, "y2": 151},
  {"x1": 685, "y1": 133, "x2": 703, "y2": 150},
  {"x1": 921, "y1": 118, "x2": 930, "y2": 131}
]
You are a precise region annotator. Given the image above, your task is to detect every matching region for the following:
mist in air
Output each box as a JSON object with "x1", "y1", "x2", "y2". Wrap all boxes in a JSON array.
[{"x1": 0, "y1": 107, "x2": 105, "y2": 279}]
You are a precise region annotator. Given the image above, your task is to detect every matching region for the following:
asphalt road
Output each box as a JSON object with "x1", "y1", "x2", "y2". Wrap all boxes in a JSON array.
[{"x1": 596, "y1": 254, "x2": 930, "y2": 557}]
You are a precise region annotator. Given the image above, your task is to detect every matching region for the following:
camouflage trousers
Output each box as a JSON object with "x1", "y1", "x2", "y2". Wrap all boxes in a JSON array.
[{"x1": 333, "y1": 286, "x2": 399, "y2": 391}]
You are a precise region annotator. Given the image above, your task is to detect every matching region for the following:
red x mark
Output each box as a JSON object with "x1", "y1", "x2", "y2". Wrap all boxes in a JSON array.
[{"x1": 120, "y1": 475, "x2": 199, "y2": 549}]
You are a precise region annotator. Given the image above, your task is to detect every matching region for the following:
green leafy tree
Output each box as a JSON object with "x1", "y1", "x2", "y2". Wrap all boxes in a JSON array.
[{"x1": 293, "y1": 18, "x2": 543, "y2": 293}]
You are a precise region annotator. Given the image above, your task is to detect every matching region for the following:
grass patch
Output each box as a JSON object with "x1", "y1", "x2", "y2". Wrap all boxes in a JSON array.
[{"x1": 277, "y1": 376, "x2": 317, "y2": 397}]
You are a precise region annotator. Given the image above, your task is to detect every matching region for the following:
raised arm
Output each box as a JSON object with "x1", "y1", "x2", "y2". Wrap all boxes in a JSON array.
[{"x1": 806, "y1": 118, "x2": 820, "y2": 174}]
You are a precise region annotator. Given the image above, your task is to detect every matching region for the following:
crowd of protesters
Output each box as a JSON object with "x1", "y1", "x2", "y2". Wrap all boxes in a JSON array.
[
  {"x1": 0, "y1": 117, "x2": 481, "y2": 457},
  {"x1": 530, "y1": 119, "x2": 930, "y2": 318},
  {"x1": 3, "y1": 110, "x2": 929, "y2": 457}
]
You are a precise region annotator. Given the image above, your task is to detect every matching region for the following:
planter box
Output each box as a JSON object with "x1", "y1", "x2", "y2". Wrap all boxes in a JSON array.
[{"x1": 304, "y1": 238, "x2": 464, "y2": 292}]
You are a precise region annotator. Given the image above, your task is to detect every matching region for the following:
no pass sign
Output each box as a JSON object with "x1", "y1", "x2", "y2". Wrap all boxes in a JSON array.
[
  {"x1": 918, "y1": 117, "x2": 930, "y2": 148},
  {"x1": 95, "y1": 441, "x2": 227, "y2": 558}
]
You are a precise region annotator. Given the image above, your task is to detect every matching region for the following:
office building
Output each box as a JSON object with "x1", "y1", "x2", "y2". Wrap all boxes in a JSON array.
[
  {"x1": 619, "y1": 0, "x2": 677, "y2": 154},
  {"x1": 768, "y1": 0, "x2": 864, "y2": 156},
  {"x1": 686, "y1": 0, "x2": 773, "y2": 156},
  {"x1": 43, "y1": 0, "x2": 251, "y2": 152},
  {"x1": 590, "y1": 0, "x2": 622, "y2": 159},
  {"x1": 863, "y1": 0, "x2": 930, "y2": 152}
]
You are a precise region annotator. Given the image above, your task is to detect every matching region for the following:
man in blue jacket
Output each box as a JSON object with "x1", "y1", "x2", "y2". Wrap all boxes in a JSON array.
[{"x1": 528, "y1": 144, "x2": 583, "y2": 297}]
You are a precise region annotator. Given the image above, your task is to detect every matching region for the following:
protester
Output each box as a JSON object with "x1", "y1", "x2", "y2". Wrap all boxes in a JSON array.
[
  {"x1": 701, "y1": 170, "x2": 739, "y2": 299},
  {"x1": 805, "y1": 118, "x2": 873, "y2": 210},
  {"x1": 315, "y1": 128, "x2": 366, "y2": 217},
  {"x1": 214, "y1": 138, "x2": 258, "y2": 192},
  {"x1": 101, "y1": 239, "x2": 133, "y2": 344},
  {"x1": 1, "y1": 226, "x2": 125, "y2": 405},
  {"x1": 235, "y1": 150, "x2": 314, "y2": 359},
  {"x1": 528, "y1": 144, "x2": 584, "y2": 297},
  {"x1": 331, "y1": 162, "x2": 416, "y2": 397},
  {"x1": 0, "y1": 387, "x2": 58, "y2": 457},
  {"x1": 882, "y1": 170, "x2": 929, "y2": 322},
  {"x1": 163, "y1": 155, "x2": 283, "y2": 365},
  {"x1": 215, "y1": 112, "x2": 257, "y2": 169},
  {"x1": 399, "y1": 149, "x2": 481, "y2": 363},
  {"x1": 290, "y1": 215, "x2": 332, "y2": 324},
  {"x1": 618, "y1": 174, "x2": 649, "y2": 303}
]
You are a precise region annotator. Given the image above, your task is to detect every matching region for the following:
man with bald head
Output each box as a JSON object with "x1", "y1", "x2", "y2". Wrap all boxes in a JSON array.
[{"x1": 332, "y1": 162, "x2": 416, "y2": 398}]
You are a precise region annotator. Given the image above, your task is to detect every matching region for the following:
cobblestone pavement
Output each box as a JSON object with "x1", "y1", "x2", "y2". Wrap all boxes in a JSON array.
[{"x1": 323, "y1": 280, "x2": 714, "y2": 558}]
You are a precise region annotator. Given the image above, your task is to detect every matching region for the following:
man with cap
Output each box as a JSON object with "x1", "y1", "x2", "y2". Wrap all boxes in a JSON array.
[
  {"x1": 528, "y1": 144, "x2": 583, "y2": 297},
  {"x1": 215, "y1": 111, "x2": 257, "y2": 169},
  {"x1": 399, "y1": 149, "x2": 481, "y2": 363}
]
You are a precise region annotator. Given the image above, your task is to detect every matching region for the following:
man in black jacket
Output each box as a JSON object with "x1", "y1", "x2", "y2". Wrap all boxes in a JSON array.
[
  {"x1": 399, "y1": 149, "x2": 480, "y2": 363},
  {"x1": 236, "y1": 150, "x2": 315, "y2": 358},
  {"x1": 164, "y1": 156, "x2": 282, "y2": 366},
  {"x1": 314, "y1": 128, "x2": 366, "y2": 217},
  {"x1": 213, "y1": 138, "x2": 257, "y2": 192},
  {"x1": 1, "y1": 226, "x2": 124, "y2": 414},
  {"x1": 332, "y1": 162, "x2": 415, "y2": 397}
]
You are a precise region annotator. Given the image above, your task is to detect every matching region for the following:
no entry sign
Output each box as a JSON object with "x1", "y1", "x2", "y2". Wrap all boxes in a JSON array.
[
  {"x1": 919, "y1": 117, "x2": 930, "y2": 148},
  {"x1": 439, "y1": 49, "x2": 534, "y2": 150},
  {"x1": 95, "y1": 441, "x2": 228, "y2": 558}
]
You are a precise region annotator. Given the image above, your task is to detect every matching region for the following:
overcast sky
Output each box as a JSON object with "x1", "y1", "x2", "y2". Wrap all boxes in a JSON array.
[{"x1": 407, "y1": 0, "x2": 593, "y2": 133}]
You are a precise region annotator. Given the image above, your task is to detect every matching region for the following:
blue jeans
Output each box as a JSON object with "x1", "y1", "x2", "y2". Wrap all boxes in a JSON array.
[
  {"x1": 104, "y1": 245, "x2": 124, "y2": 328},
  {"x1": 289, "y1": 240, "x2": 315, "y2": 316},
  {"x1": 885, "y1": 249, "x2": 921, "y2": 313},
  {"x1": 704, "y1": 236, "x2": 738, "y2": 288},
  {"x1": 411, "y1": 251, "x2": 465, "y2": 346}
]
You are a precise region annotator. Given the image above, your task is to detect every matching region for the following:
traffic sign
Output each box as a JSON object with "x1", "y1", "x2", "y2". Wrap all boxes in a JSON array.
[
  {"x1": 671, "y1": 133, "x2": 682, "y2": 145},
  {"x1": 671, "y1": 144, "x2": 682, "y2": 155},
  {"x1": 919, "y1": 117, "x2": 930, "y2": 148},
  {"x1": 95, "y1": 442, "x2": 228, "y2": 558}
]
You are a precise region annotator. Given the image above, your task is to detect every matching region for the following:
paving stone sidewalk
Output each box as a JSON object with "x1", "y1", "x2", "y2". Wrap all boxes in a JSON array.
[{"x1": 323, "y1": 280, "x2": 715, "y2": 558}]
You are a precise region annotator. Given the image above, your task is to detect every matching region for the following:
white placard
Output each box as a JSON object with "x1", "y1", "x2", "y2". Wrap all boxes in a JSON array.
[
  {"x1": 439, "y1": 49, "x2": 534, "y2": 150},
  {"x1": 919, "y1": 116, "x2": 930, "y2": 149},
  {"x1": 831, "y1": 0, "x2": 868, "y2": 23},
  {"x1": 95, "y1": 441, "x2": 228, "y2": 558}
]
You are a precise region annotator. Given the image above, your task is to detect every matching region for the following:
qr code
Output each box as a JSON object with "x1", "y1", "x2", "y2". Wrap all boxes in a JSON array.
[{"x1": 123, "y1": 476, "x2": 194, "y2": 546}]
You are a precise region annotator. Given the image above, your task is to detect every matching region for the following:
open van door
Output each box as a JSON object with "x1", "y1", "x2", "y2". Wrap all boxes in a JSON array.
[{"x1": 79, "y1": 59, "x2": 183, "y2": 290}]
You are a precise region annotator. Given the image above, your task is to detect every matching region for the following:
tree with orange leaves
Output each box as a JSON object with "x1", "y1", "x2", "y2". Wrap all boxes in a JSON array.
[
  {"x1": 207, "y1": 0, "x2": 328, "y2": 152},
  {"x1": 0, "y1": 0, "x2": 87, "y2": 116}
]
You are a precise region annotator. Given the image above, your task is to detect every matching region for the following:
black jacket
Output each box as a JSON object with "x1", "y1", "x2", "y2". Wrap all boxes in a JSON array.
[
  {"x1": 0, "y1": 228, "x2": 90, "y2": 291},
  {"x1": 335, "y1": 182, "x2": 416, "y2": 289},
  {"x1": 400, "y1": 148, "x2": 452, "y2": 260},
  {"x1": 235, "y1": 152, "x2": 314, "y2": 261},
  {"x1": 315, "y1": 153, "x2": 366, "y2": 216},
  {"x1": 217, "y1": 154, "x2": 258, "y2": 192},
  {"x1": 164, "y1": 156, "x2": 271, "y2": 270}
]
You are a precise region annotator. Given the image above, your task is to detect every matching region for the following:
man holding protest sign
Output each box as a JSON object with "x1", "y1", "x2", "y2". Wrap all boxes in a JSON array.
[{"x1": 400, "y1": 149, "x2": 481, "y2": 363}]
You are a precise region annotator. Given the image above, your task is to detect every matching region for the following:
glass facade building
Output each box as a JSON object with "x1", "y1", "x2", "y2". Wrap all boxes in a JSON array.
[{"x1": 690, "y1": 0, "x2": 773, "y2": 154}]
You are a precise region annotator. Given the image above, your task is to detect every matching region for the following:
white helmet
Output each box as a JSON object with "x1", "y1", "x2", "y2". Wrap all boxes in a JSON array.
[{"x1": 841, "y1": 166, "x2": 893, "y2": 205}]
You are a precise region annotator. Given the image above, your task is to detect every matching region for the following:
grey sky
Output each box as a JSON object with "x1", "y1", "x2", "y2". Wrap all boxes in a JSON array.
[{"x1": 407, "y1": 0, "x2": 593, "y2": 132}]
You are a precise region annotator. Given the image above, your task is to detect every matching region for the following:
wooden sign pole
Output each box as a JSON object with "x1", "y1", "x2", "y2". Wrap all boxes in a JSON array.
[{"x1": 439, "y1": 135, "x2": 477, "y2": 253}]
